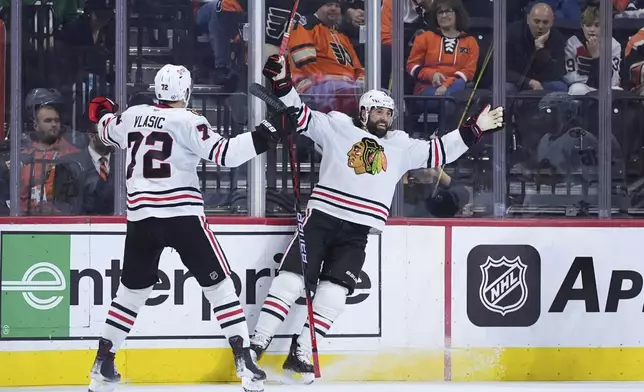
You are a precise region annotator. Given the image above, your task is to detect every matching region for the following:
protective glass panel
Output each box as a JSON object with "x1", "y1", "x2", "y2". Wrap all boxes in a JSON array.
[
  {"x1": 403, "y1": 0, "x2": 494, "y2": 218},
  {"x1": 505, "y1": 1, "x2": 601, "y2": 218},
  {"x1": 264, "y1": 1, "x2": 366, "y2": 217},
  {"x1": 20, "y1": 0, "x2": 113, "y2": 215}
]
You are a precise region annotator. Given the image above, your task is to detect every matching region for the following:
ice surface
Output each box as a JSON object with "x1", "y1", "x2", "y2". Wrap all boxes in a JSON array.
[{"x1": 3, "y1": 382, "x2": 644, "y2": 392}]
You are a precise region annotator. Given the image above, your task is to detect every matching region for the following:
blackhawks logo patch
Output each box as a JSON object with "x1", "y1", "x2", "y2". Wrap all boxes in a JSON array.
[{"x1": 347, "y1": 137, "x2": 387, "y2": 175}]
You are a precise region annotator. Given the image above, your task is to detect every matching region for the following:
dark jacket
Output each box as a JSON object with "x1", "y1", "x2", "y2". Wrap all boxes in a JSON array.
[
  {"x1": 507, "y1": 20, "x2": 567, "y2": 88},
  {"x1": 60, "y1": 148, "x2": 115, "y2": 215}
]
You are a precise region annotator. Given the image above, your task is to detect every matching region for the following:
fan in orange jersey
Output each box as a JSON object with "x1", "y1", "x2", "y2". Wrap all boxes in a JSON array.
[
  {"x1": 19, "y1": 89, "x2": 79, "y2": 215},
  {"x1": 288, "y1": 1, "x2": 364, "y2": 114},
  {"x1": 624, "y1": 27, "x2": 644, "y2": 95},
  {"x1": 406, "y1": 0, "x2": 479, "y2": 97}
]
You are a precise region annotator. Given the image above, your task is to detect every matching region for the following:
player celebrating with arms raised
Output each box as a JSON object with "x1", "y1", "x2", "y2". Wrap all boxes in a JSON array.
[
  {"x1": 86, "y1": 64, "x2": 294, "y2": 392},
  {"x1": 249, "y1": 55, "x2": 504, "y2": 382}
]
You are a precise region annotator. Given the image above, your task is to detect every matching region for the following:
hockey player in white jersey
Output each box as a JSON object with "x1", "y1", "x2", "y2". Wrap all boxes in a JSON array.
[
  {"x1": 248, "y1": 55, "x2": 504, "y2": 382},
  {"x1": 85, "y1": 64, "x2": 295, "y2": 392}
]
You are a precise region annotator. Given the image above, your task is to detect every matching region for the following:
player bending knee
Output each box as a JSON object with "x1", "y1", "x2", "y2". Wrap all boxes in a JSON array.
[
  {"x1": 250, "y1": 54, "x2": 504, "y2": 382},
  {"x1": 86, "y1": 63, "x2": 297, "y2": 392}
]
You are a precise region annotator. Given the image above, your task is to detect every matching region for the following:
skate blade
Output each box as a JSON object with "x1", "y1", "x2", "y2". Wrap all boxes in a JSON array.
[
  {"x1": 88, "y1": 378, "x2": 118, "y2": 392},
  {"x1": 282, "y1": 369, "x2": 315, "y2": 385},
  {"x1": 242, "y1": 378, "x2": 265, "y2": 392}
]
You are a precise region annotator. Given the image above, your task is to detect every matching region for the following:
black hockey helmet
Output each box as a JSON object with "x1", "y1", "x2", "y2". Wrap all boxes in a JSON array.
[
  {"x1": 537, "y1": 92, "x2": 580, "y2": 122},
  {"x1": 24, "y1": 88, "x2": 65, "y2": 120}
]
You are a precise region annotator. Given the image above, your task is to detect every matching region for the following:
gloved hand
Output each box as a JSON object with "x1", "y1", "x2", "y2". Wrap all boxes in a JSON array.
[
  {"x1": 263, "y1": 54, "x2": 292, "y2": 97},
  {"x1": 256, "y1": 106, "x2": 299, "y2": 143},
  {"x1": 460, "y1": 104, "x2": 504, "y2": 143},
  {"x1": 88, "y1": 97, "x2": 119, "y2": 123}
]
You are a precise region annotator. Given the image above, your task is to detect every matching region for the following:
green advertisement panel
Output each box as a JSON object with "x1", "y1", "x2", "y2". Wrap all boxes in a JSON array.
[{"x1": 1, "y1": 233, "x2": 71, "y2": 338}]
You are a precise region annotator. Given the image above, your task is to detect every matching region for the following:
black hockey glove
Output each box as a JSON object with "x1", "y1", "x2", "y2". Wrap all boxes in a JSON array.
[
  {"x1": 256, "y1": 106, "x2": 299, "y2": 143},
  {"x1": 459, "y1": 103, "x2": 504, "y2": 146},
  {"x1": 263, "y1": 54, "x2": 293, "y2": 97},
  {"x1": 88, "y1": 96, "x2": 119, "y2": 123}
]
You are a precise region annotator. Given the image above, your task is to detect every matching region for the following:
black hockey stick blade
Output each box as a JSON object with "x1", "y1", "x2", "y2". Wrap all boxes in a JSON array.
[{"x1": 249, "y1": 83, "x2": 287, "y2": 113}]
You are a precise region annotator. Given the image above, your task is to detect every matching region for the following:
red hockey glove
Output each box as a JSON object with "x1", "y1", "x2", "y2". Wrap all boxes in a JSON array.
[
  {"x1": 88, "y1": 97, "x2": 119, "y2": 123},
  {"x1": 263, "y1": 55, "x2": 293, "y2": 97}
]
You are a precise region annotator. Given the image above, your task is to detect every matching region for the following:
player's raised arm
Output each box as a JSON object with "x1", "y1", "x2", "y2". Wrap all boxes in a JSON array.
[
  {"x1": 184, "y1": 110, "x2": 296, "y2": 168},
  {"x1": 406, "y1": 104, "x2": 505, "y2": 171},
  {"x1": 89, "y1": 97, "x2": 124, "y2": 149},
  {"x1": 262, "y1": 54, "x2": 334, "y2": 148}
]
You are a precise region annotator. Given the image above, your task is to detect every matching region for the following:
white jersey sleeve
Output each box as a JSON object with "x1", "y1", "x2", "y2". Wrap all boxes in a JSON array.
[
  {"x1": 181, "y1": 114, "x2": 258, "y2": 167},
  {"x1": 279, "y1": 87, "x2": 333, "y2": 148},
  {"x1": 97, "y1": 112, "x2": 126, "y2": 149},
  {"x1": 405, "y1": 129, "x2": 469, "y2": 171}
]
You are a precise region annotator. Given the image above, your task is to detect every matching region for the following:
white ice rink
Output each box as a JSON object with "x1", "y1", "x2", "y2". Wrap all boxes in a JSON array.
[{"x1": 3, "y1": 382, "x2": 644, "y2": 392}]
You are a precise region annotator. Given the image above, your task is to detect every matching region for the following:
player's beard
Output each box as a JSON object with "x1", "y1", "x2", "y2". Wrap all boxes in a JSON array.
[{"x1": 366, "y1": 119, "x2": 389, "y2": 138}]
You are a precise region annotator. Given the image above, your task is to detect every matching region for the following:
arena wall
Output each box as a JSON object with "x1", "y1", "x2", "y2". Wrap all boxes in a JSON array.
[{"x1": 1, "y1": 217, "x2": 643, "y2": 386}]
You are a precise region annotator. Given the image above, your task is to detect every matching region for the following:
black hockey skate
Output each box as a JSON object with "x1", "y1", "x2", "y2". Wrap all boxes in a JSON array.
[
  {"x1": 229, "y1": 335, "x2": 267, "y2": 380},
  {"x1": 88, "y1": 338, "x2": 121, "y2": 392},
  {"x1": 249, "y1": 334, "x2": 273, "y2": 362},
  {"x1": 282, "y1": 335, "x2": 315, "y2": 384}
]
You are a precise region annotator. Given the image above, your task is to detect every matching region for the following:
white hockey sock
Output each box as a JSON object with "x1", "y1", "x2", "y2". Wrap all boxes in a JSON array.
[
  {"x1": 253, "y1": 271, "x2": 304, "y2": 341},
  {"x1": 103, "y1": 284, "x2": 153, "y2": 353},
  {"x1": 203, "y1": 278, "x2": 250, "y2": 347},
  {"x1": 298, "y1": 280, "x2": 348, "y2": 353}
]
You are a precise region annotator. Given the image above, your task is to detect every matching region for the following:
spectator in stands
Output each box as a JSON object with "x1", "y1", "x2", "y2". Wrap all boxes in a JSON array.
[
  {"x1": 339, "y1": 0, "x2": 364, "y2": 64},
  {"x1": 506, "y1": 2, "x2": 567, "y2": 93},
  {"x1": 624, "y1": 27, "x2": 644, "y2": 95},
  {"x1": 19, "y1": 89, "x2": 79, "y2": 215},
  {"x1": 381, "y1": 0, "x2": 432, "y2": 88},
  {"x1": 288, "y1": 1, "x2": 365, "y2": 114},
  {"x1": 534, "y1": 0, "x2": 582, "y2": 23},
  {"x1": 53, "y1": 0, "x2": 115, "y2": 104},
  {"x1": 524, "y1": 92, "x2": 626, "y2": 210},
  {"x1": 564, "y1": 6, "x2": 622, "y2": 95},
  {"x1": 195, "y1": 0, "x2": 245, "y2": 86},
  {"x1": 195, "y1": 0, "x2": 301, "y2": 85},
  {"x1": 406, "y1": 0, "x2": 479, "y2": 98},
  {"x1": 64, "y1": 120, "x2": 115, "y2": 215}
]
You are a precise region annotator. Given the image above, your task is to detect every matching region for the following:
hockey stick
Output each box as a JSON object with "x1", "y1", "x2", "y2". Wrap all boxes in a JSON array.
[
  {"x1": 249, "y1": 82, "x2": 322, "y2": 378},
  {"x1": 431, "y1": 44, "x2": 493, "y2": 198},
  {"x1": 276, "y1": 0, "x2": 322, "y2": 379},
  {"x1": 279, "y1": 0, "x2": 300, "y2": 56}
]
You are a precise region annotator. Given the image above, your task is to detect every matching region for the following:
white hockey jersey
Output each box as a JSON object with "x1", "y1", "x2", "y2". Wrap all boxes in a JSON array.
[
  {"x1": 97, "y1": 104, "x2": 258, "y2": 221},
  {"x1": 564, "y1": 34, "x2": 621, "y2": 89},
  {"x1": 281, "y1": 87, "x2": 471, "y2": 231}
]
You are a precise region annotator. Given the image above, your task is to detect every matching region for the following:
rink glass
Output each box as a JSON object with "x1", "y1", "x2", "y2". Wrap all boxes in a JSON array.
[{"x1": 1, "y1": 1, "x2": 638, "y2": 219}]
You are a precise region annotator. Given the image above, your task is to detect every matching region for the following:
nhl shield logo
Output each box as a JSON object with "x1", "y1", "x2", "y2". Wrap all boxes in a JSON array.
[{"x1": 479, "y1": 256, "x2": 528, "y2": 316}]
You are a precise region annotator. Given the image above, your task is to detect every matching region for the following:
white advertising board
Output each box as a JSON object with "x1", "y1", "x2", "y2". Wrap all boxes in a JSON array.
[
  {"x1": 451, "y1": 227, "x2": 644, "y2": 347},
  {"x1": 0, "y1": 228, "x2": 381, "y2": 343}
]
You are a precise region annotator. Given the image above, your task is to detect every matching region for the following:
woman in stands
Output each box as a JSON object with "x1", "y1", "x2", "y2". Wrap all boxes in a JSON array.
[{"x1": 406, "y1": 0, "x2": 479, "y2": 98}]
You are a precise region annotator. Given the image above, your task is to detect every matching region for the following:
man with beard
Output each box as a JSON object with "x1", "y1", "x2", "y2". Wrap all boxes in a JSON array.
[
  {"x1": 248, "y1": 54, "x2": 504, "y2": 382},
  {"x1": 20, "y1": 89, "x2": 79, "y2": 214}
]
